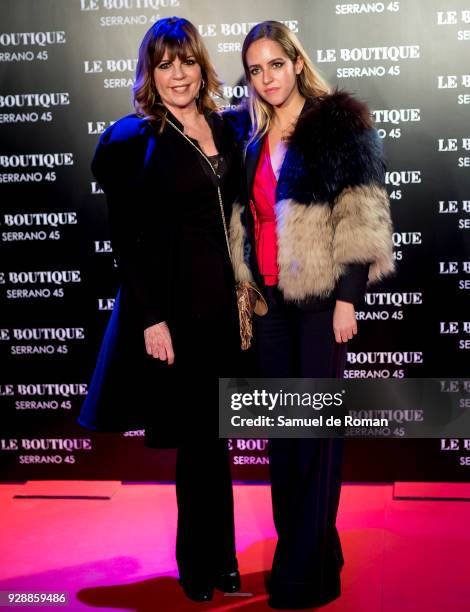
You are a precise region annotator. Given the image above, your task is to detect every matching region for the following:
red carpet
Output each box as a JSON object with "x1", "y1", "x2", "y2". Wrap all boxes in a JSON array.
[{"x1": 1, "y1": 482, "x2": 469, "y2": 611}]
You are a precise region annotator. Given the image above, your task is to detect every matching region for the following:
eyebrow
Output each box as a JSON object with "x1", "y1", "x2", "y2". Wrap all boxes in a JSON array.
[
  {"x1": 248, "y1": 57, "x2": 285, "y2": 69},
  {"x1": 159, "y1": 55, "x2": 196, "y2": 63}
]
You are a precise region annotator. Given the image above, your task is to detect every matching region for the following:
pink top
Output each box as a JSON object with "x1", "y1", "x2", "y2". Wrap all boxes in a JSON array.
[{"x1": 251, "y1": 136, "x2": 279, "y2": 286}]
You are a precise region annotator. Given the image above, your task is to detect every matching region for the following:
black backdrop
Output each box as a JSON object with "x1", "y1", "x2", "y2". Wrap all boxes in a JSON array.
[{"x1": 1, "y1": 0, "x2": 469, "y2": 481}]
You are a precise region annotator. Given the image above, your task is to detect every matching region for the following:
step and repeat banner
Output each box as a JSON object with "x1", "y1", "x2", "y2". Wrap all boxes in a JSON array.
[{"x1": 1, "y1": 0, "x2": 469, "y2": 481}]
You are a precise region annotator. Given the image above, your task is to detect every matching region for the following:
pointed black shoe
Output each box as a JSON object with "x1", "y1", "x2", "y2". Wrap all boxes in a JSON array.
[
  {"x1": 267, "y1": 580, "x2": 341, "y2": 610},
  {"x1": 267, "y1": 590, "x2": 341, "y2": 610},
  {"x1": 214, "y1": 570, "x2": 241, "y2": 593},
  {"x1": 178, "y1": 579, "x2": 214, "y2": 602}
]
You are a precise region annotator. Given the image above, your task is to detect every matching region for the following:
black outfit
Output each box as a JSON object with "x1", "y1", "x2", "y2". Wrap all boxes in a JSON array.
[{"x1": 77, "y1": 108, "x2": 243, "y2": 586}]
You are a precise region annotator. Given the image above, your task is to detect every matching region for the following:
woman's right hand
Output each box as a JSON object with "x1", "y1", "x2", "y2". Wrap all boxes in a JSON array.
[{"x1": 144, "y1": 321, "x2": 175, "y2": 365}]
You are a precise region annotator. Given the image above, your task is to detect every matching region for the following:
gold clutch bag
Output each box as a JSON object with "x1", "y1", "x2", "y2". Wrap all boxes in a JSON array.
[{"x1": 236, "y1": 281, "x2": 268, "y2": 350}]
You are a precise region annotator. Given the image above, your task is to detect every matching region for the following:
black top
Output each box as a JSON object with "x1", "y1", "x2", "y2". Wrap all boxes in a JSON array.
[{"x1": 207, "y1": 153, "x2": 227, "y2": 180}]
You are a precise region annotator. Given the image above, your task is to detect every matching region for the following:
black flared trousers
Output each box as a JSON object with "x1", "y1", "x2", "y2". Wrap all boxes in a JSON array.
[
  {"x1": 254, "y1": 286, "x2": 346, "y2": 607},
  {"x1": 144, "y1": 308, "x2": 242, "y2": 583},
  {"x1": 175, "y1": 440, "x2": 237, "y2": 582}
]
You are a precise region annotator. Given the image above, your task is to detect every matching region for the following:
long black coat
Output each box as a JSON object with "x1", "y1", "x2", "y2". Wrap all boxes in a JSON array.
[{"x1": 77, "y1": 108, "x2": 243, "y2": 448}]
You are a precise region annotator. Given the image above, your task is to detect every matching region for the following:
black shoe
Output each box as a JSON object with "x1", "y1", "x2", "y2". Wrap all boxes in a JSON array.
[
  {"x1": 268, "y1": 588, "x2": 340, "y2": 609},
  {"x1": 178, "y1": 579, "x2": 214, "y2": 602},
  {"x1": 214, "y1": 570, "x2": 241, "y2": 593}
]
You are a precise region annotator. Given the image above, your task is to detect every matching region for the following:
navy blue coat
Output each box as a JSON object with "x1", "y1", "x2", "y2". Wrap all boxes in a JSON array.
[{"x1": 77, "y1": 109, "x2": 243, "y2": 447}]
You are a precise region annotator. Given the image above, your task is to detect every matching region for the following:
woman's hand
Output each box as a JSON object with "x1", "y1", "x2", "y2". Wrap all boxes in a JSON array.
[
  {"x1": 333, "y1": 300, "x2": 358, "y2": 343},
  {"x1": 144, "y1": 321, "x2": 175, "y2": 365}
]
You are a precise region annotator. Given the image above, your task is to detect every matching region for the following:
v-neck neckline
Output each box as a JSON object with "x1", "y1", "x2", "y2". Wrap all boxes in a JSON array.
[
  {"x1": 265, "y1": 136, "x2": 279, "y2": 184},
  {"x1": 164, "y1": 107, "x2": 220, "y2": 157}
]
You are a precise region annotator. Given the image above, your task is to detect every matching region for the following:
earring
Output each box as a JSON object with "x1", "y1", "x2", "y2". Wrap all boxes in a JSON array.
[{"x1": 196, "y1": 78, "x2": 205, "y2": 101}]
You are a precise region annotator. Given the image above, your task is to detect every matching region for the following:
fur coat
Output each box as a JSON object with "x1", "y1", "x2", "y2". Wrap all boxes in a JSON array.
[{"x1": 229, "y1": 89, "x2": 395, "y2": 307}]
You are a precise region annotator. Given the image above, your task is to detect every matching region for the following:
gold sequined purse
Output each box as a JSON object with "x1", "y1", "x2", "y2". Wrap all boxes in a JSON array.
[{"x1": 235, "y1": 280, "x2": 268, "y2": 350}]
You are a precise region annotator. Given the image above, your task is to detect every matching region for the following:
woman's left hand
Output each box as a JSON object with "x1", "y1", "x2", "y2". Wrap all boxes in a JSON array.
[{"x1": 333, "y1": 300, "x2": 357, "y2": 343}]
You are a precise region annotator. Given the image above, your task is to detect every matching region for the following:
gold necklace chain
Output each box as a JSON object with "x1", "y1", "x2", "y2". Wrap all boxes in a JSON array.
[{"x1": 165, "y1": 117, "x2": 233, "y2": 266}]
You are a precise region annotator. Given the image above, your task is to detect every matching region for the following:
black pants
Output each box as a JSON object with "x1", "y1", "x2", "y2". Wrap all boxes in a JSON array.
[
  {"x1": 175, "y1": 439, "x2": 237, "y2": 583},
  {"x1": 254, "y1": 286, "x2": 346, "y2": 606},
  {"x1": 144, "y1": 310, "x2": 241, "y2": 583}
]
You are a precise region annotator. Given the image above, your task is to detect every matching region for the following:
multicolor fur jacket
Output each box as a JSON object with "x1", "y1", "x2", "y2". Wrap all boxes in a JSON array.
[{"x1": 228, "y1": 89, "x2": 395, "y2": 308}]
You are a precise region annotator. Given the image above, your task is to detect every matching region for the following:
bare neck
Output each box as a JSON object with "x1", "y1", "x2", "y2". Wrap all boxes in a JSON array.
[
  {"x1": 166, "y1": 101, "x2": 202, "y2": 129},
  {"x1": 272, "y1": 89, "x2": 305, "y2": 131}
]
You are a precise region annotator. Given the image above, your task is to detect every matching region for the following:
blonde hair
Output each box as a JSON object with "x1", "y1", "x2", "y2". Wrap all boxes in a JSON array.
[
  {"x1": 241, "y1": 21, "x2": 331, "y2": 145},
  {"x1": 133, "y1": 17, "x2": 222, "y2": 129}
]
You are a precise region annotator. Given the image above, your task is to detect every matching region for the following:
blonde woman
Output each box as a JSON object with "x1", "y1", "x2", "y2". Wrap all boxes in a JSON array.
[{"x1": 230, "y1": 21, "x2": 394, "y2": 609}]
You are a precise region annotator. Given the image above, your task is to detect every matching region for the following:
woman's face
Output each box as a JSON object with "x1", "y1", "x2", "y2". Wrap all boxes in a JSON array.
[
  {"x1": 153, "y1": 49, "x2": 202, "y2": 110},
  {"x1": 245, "y1": 38, "x2": 303, "y2": 107}
]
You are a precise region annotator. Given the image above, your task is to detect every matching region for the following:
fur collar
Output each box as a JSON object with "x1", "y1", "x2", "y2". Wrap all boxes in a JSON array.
[
  {"x1": 278, "y1": 88, "x2": 385, "y2": 205},
  {"x1": 290, "y1": 88, "x2": 373, "y2": 148}
]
